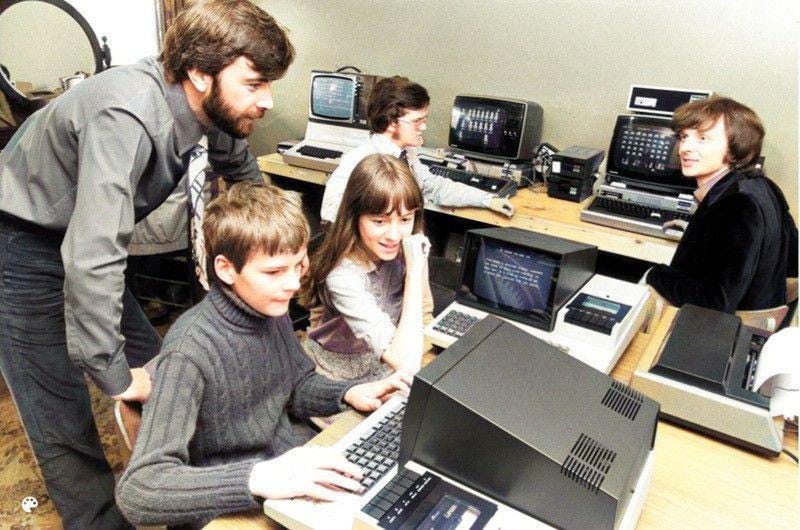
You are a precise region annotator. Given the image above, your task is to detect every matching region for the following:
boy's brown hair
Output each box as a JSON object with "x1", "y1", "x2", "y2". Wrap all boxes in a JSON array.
[
  {"x1": 367, "y1": 76, "x2": 430, "y2": 133},
  {"x1": 160, "y1": 0, "x2": 295, "y2": 83},
  {"x1": 672, "y1": 95, "x2": 765, "y2": 169},
  {"x1": 203, "y1": 181, "x2": 309, "y2": 283}
]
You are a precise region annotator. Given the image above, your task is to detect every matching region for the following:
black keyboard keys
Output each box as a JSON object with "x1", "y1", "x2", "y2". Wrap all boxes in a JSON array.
[{"x1": 296, "y1": 145, "x2": 343, "y2": 159}]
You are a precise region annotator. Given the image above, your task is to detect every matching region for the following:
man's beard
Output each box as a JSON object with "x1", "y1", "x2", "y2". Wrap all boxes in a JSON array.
[{"x1": 203, "y1": 81, "x2": 256, "y2": 139}]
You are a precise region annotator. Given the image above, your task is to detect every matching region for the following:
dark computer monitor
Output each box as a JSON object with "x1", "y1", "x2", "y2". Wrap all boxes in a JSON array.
[
  {"x1": 448, "y1": 95, "x2": 542, "y2": 162},
  {"x1": 457, "y1": 227, "x2": 597, "y2": 331},
  {"x1": 308, "y1": 71, "x2": 382, "y2": 129},
  {"x1": 400, "y1": 316, "x2": 659, "y2": 530},
  {"x1": 605, "y1": 114, "x2": 695, "y2": 195}
]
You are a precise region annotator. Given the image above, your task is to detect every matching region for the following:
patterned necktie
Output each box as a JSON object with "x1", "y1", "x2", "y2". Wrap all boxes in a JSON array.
[{"x1": 187, "y1": 136, "x2": 210, "y2": 290}]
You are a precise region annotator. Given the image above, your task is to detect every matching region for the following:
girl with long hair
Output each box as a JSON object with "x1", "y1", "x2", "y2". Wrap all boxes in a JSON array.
[{"x1": 300, "y1": 153, "x2": 432, "y2": 380}]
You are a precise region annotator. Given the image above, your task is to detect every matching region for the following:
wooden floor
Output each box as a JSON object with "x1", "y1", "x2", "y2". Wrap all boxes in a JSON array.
[
  {"x1": 0, "y1": 376, "x2": 129, "y2": 529},
  {"x1": 0, "y1": 312, "x2": 176, "y2": 529}
]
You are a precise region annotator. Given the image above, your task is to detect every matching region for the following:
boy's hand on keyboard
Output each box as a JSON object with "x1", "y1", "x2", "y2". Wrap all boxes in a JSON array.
[
  {"x1": 249, "y1": 447, "x2": 363, "y2": 502},
  {"x1": 344, "y1": 371, "x2": 413, "y2": 412},
  {"x1": 487, "y1": 197, "x2": 514, "y2": 218}
]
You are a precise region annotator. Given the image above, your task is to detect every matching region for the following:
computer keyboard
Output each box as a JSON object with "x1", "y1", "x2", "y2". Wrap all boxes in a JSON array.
[
  {"x1": 429, "y1": 165, "x2": 518, "y2": 198},
  {"x1": 433, "y1": 309, "x2": 571, "y2": 354},
  {"x1": 742, "y1": 333, "x2": 768, "y2": 391},
  {"x1": 296, "y1": 145, "x2": 343, "y2": 159},
  {"x1": 343, "y1": 397, "x2": 406, "y2": 492},
  {"x1": 590, "y1": 196, "x2": 691, "y2": 226},
  {"x1": 432, "y1": 309, "x2": 480, "y2": 338}
]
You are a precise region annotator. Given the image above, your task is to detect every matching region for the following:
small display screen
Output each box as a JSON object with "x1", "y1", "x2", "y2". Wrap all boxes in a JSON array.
[
  {"x1": 451, "y1": 103, "x2": 508, "y2": 151},
  {"x1": 310, "y1": 74, "x2": 356, "y2": 120},
  {"x1": 448, "y1": 96, "x2": 530, "y2": 160},
  {"x1": 472, "y1": 238, "x2": 557, "y2": 314},
  {"x1": 606, "y1": 115, "x2": 694, "y2": 194},
  {"x1": 417, "y1": 494, "x2": 482, "y2": 530},
  {"x1": 582, "y1": 296, "x2": 620, "y2": 315}
]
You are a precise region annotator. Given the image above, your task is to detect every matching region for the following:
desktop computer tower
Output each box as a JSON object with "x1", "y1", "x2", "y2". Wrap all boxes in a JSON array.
[{"x1": 401, "y1": 316, "x2": 659, "y2": 530}]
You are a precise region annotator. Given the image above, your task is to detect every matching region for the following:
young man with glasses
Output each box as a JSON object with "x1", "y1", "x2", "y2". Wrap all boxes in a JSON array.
[{"x1": 320, "y1": 76, "x2": 514, "y2": 223}]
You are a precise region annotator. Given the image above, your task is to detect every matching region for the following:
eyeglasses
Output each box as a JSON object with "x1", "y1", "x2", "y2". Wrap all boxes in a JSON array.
[{"x1": 397, "y1": 115, "x2": 428, "y2": 128}]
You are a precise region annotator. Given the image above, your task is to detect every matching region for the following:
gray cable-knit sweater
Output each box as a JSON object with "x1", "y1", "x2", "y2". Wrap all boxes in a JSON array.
[{"x1": 115, "y1": 284, "x2": 356, "y2": 528}]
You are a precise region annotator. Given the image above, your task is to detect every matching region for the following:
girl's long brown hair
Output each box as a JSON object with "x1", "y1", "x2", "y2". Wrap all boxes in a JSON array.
[{"x1": 299, "y1": 153, "x2": 424, "y2": 308}]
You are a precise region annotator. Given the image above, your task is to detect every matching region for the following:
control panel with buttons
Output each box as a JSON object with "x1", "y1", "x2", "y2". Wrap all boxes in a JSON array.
[{"x1": 564, "y1": 293, "x2": 631, "y2": 336}]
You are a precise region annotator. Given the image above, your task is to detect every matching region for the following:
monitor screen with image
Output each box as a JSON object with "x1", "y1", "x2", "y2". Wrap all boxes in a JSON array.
[
  {"x1": 307, "y1": 71, "x2": 383, "y2": 129},
  {"x1": 309, "y1": 73, "x2": 358, "y2": 122},
  {"x1": 473, "y1": 238, "x2": 558, "y2": 315},
  {"x1": 458, "y1": 227, "x2": 597, "y2": 331},
  {"x1": 448, "y1": 95, "x2": 543, "y2": 162},
  {"x1": 605, "y1": 114, "x2": 695, "y2": 195}
]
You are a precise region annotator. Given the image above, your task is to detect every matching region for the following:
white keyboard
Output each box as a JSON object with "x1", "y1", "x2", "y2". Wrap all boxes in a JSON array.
[{"x1": 263, "y1": 395, "x2": 407, "y2": 530}]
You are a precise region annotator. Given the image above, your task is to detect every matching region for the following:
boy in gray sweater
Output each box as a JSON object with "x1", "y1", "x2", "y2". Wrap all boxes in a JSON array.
[{"x1": 116, "y1": 181, "x2": 410, "y2": 528}]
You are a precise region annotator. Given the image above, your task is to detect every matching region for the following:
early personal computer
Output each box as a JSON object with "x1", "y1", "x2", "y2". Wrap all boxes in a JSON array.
[
  {"x1": 282, "y1": 70, "x2": 382, "y2": 172},
  {"x1": 581, "y1": 85, "x2": 712, "y2": 240},
  {"x1": 631, "y1": 304, "x2": 786, "y2": 455},
  {"x1": 424, "y1": 227, "x2": 651, "y2": 373},
  {"x1": 449, "y1": 95, "x2": 542, "y2": 162},
  {"x1": 421, "y1": 95, "x2": 543, "y2": 198},
  {"x1": 265, "y1": 316, "x2": 660, "y2": 530}
]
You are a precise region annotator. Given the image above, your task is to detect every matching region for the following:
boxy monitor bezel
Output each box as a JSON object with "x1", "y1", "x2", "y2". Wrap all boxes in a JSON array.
[
  {"x1": 605, "y1": 114, "x2": 696, "y2": 195},
  {"x1": 308, "y1": 72, "x2": 358, "y2": 123},
  {"x1": 457, "y1": 231, "x2": 562, "y2": 331},
  {"x1": 448, "y1": 95, "x2": 531, "y2": 161}
]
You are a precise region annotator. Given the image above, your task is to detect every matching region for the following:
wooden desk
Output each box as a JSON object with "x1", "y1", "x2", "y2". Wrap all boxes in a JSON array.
[
  {"x1": 258, "y1": 153, "x2": 678, "y2": 265},
  {"x1": 204, "y1": 309, "x2": 798, "y2": 529}
]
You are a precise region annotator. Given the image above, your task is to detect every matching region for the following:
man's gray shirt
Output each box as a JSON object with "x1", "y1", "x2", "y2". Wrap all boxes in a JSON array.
[{"x1": 0, "y1": 57, "x2": 261, "y2": 395}]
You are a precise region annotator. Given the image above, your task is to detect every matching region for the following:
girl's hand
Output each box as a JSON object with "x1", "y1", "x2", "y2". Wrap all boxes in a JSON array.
[{"x1": 402, "y1": 233, "x2": 430, "y2": 273}]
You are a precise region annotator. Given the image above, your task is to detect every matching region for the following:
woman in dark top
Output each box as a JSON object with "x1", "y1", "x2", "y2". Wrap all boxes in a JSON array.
[{"x1": 647, "y1": 96, "x2": 798, "y2": 313}]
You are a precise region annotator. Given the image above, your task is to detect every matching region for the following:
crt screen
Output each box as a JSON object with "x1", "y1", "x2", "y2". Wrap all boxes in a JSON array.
[
  {"x1": 311, "y1": 75, "x2": 355, "y2": 120},
  {"x1": 451, "y1": 102, "x2": 508, "y2": 151},
  {"x1": 472, "y1": 238, "x2": 557, "y2": 313}
]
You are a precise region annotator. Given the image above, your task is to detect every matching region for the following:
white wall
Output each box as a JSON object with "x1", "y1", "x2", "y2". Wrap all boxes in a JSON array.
[
  {"x1": 67, "y1": 0, "x2": 160, "y2": 65},
  {"x1": 252, "y1": 0, "x2": 799, "y2": 217}
]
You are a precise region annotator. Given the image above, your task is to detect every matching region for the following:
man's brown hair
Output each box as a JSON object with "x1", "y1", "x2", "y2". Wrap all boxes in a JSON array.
[
  {"x1": 203, "y1": 181, "x2": 309, "y2": 284},
  {"x1": 367, "y1": 76, "x2": 430, "y2": 133},
  {"x1": 672, "y1": 95, "x2": 765, "y2": 169},
  {"x1": 160, "y1": 0, "x2": 295, "y2": 83}
]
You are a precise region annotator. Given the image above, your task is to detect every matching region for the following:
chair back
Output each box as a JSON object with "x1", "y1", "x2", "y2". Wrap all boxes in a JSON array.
[
  {"x1": 114, "y1": 400, "x2": 143, "y2": 454},
  {"x1": 736, "y1": 305, "x2": 790, "y2": 333}
]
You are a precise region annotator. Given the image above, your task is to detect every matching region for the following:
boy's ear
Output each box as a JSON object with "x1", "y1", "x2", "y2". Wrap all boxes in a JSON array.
[
  {"x1": 213, "y1": 255, "x2": 237, "y2": 286},
  {"x1": 385, "y1": 120, "x2": 399, "y2": 135}
]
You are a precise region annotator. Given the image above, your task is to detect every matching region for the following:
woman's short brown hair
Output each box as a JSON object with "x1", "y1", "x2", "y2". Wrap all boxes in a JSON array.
[
  {"x1": 367, "y1": 76, "x2": 430, "y2": 133},
  {"x1": 160, "y1": 0, "x2": 295, "y2": 83},
  {"x1": 203, "y1": 181, "x2": 309, "y2": 284},
  {"x1": 672, "y1": 95, "x2": 765, "y2": 169}
]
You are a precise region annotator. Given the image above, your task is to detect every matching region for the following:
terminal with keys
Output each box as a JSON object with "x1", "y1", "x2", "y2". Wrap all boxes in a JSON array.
[
  {"x1": 425, "y1": 226, "x2": 651, "y2": 373},
  {"x1": 281, "y1": 69, "x2": 382, "y2": 172},
  {"x1": 581, "y1": 85, "x2": 713, "y2": 241},
  {"x1": 266, "y1": 317, "x2": 660, "y2": 530}
]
